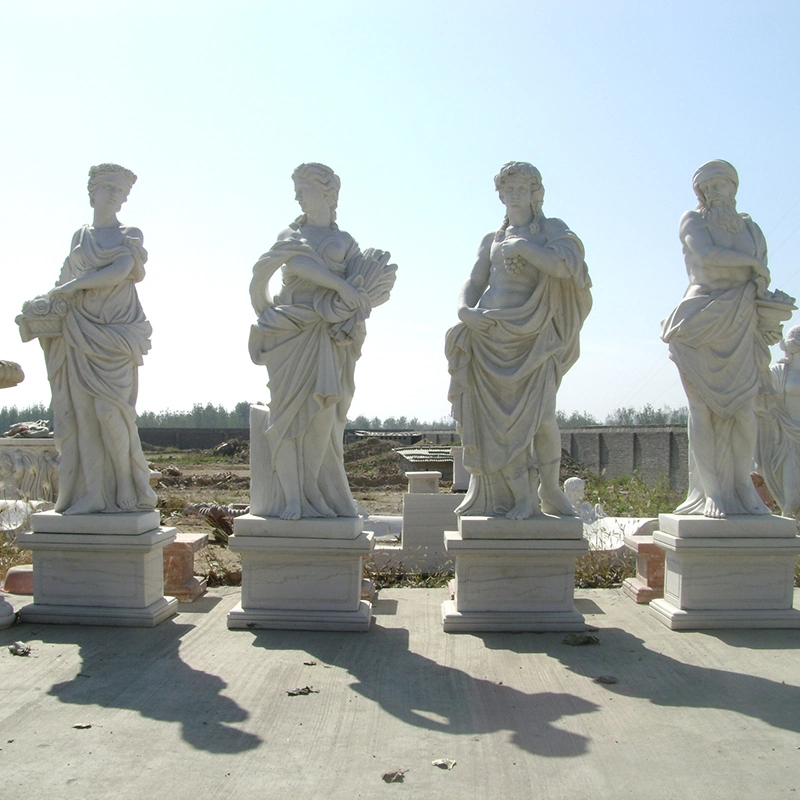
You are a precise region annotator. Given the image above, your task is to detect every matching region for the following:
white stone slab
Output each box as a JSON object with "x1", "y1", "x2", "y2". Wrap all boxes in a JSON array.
[
  {"x1": 658, "y1": 513, "x2": 797, "y2": 539},
  {"x1": 229, "y1": 531, "x2": 373, "y2": 555},
  {"x1": 31, "y1": 509, "x2": 161, "y2": 535},
  {"x1": 227, "y1": 601, "x2": 372, "y2": 632},
  {"x1": 445, "y1": 530, "x2": 587, "y2": 553},
  {"x1": 458, "y1": 514, "x2": 584, "y2": 540},
  {"x1": 442, "y1": 600, "x2": 585, "y2": 632},
  {"x1": 232, "y1": 513, "x2": 362, "y2": 540},
  {"x1": 649, "y1": 602, "x2": 800, "y2": 630},
  {"x1": 19, "y1": 596, "x2": 177, "y2": 628}
]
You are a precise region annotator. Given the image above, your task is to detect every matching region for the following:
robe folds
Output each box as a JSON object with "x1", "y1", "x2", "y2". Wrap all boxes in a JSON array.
[
  {"x1": 445, "y1": 221, "x2": 591, "y2": 517},
  {"x1": 43, "y1": 225, "x2": 156, "y2": 513},
  {"x1": 248, "y1": 232, "x2": 364, "y2": 518}
]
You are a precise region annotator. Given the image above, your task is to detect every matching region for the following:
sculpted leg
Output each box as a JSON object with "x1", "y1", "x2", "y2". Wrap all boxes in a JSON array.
[
  {"x1": 275, "y1": 439, "x2": 302, "y2": 520},
  {"x1": 684, "y1": 386, "x2": 726, "y2": 518},
  {"x1": 502, "y1": 449, "x2": 540, "y2": 520},
  {"x1": 731, "y1": 406, "x2": 770, "y2": 515},
  {"x1": 62, "y1": 386, "x2": 106, "y2": 515},
  {"x1": 535, "y1": 418, "x2": 576, "y2": 516},
  {"x1": 300, "y1": 406, "x2": 337, "y2": 517},
  {"x1": 95, "y1": 398, "x2": 137, "y2": 511}
]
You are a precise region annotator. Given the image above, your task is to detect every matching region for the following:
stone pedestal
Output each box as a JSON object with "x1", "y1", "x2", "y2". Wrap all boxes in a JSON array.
[
  {"x1": 0, "y1": 597, "x2": 14, "y2": 628},
  {"x1": 622, "y1": 534, "x2": 665, "y2": 604},
  {"x1": 163, "y1": 532, "x2": 209, "y2": 602},
  {"x1": 227, "y1": 515, "x2": 374, "y2": 631},
  {"x1": 442, "y1": 515, "x2": 587, "y2": 632},
  {"x1": 17, "y1": 510, "x2": 178, "y2": 627},
  {"x1": 650, "y1": 514, "x2": 800, "y2": 630},
  {"x1": 405, "y1": 471, "x2": 441, "y2": 494}
]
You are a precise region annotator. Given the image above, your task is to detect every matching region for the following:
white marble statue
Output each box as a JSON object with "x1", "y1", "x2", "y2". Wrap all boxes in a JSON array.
[
  {"x1": 756, "y1": 324, "x2": 800, "y2": 519},
  {"x1": 662, "y1": 160, "x2": 795, "y2": 519},
  {"x1": 16, "y1": 164, "x2": 157, "y2": 515},
  {"x1": 248, "y1": 163, "x2": 396, "y2": 520},
  {"x1": 445, "y1": 162, "x2": 592, "y2": 520}
]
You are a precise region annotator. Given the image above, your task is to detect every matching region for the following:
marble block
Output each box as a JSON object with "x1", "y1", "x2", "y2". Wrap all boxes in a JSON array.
[
  {"x1": 459, "y1": 514, "x2": 584, "y2": 540},
  {"x1": 405, "y1": 471, "x2": 441, "y2": 494},
  {"x1": 17, "y1": 523, "x2": 178, "y2": 627},
  {"x1": 228, "y1": 521, "x2": 374, "y2": 631},
  {"x1": 650, "y1": 515, "x2": 800, "y2": 630},
  {"x1": 232, "y1": 513, "x2": 362, "y2": 539},
  {"x1": 163, "y1": 532, "x2": 208, "y2": 603},
  {"x1": 442, "y1": 525, "x2": 587, "y2": 633},
  {"x1": 31, "y1": 509, "x2": 161, "y2": 535},
  {"x1": 621, "y1": 535, "x2": 665, "y2": 604}
]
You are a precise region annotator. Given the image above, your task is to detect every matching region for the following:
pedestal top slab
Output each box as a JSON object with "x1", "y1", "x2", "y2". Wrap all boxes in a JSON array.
[
  {"x1": 458, "y1": 514, "x2": 583, "y2": 540},
  {"x1": 445, "y1": 530, "x2": 587, "y2": 554},
  {"x1": 233, "y1": 514, "x2": 363, "y2": 539},
  {"x1": 658, "y1": 513, "x2": 797, "y2": 539},
  {"x1": 31, "y1": 509, "x2": 161, "y2": 535},
  {"x1": 229, "y1": 530, "x2": 374, "y2": 554}
]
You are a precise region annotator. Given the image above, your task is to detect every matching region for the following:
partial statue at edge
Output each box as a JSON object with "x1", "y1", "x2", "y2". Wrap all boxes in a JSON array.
[
  {"x1": 662, "y1": 160, "x2": 795, "y2": 519},
  {"x1": 756, "y1": 324, "x2": 800, "y2": 519},
  {"x1": 16, "y1": 164, "x2": 157, "y2": 515},
  {"x1": 248, "y1": 163, "x2": 397, "y2": 520},
  {"x1": 446, "y1": 161, "x2": 592, "y2": 520}
]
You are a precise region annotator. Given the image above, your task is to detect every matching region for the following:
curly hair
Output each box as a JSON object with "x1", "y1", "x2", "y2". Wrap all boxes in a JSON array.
[
  {"x1": 87, "y1": 163, "x2": 137, "y2": 207},
  {"x1": 291, "y1": 162, "x2": 341, "y2": 230}
]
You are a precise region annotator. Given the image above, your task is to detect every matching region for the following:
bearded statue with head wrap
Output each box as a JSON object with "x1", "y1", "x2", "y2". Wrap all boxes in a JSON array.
[{"x1": 662, "y1": 160, "x2": 795, "y2": 518}]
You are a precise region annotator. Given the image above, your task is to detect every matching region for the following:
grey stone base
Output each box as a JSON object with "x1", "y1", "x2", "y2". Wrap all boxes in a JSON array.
[
  {"x1": 441, "y1": 599, "x2": 585, "y2": 632},
  {"x1": 227, "y1": 600, "x2": 372, "y2": 631},
  {"x1": 649, "y1": 600, "x2": 800, "y2": 631},
  {"x1": 19, "y1": 596, "x2": 178, "y2": 627}
]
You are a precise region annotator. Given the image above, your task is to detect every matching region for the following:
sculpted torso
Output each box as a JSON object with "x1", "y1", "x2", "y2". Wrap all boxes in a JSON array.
[{"x1": 478, "y1": 225, "x2": 546, "y2": 309}]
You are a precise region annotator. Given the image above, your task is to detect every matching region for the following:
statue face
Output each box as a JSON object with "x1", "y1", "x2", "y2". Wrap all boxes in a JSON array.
[
  {"x1": 92, "y1": 175, "x2": 129, "y2": 214},
  {"x1": 294, "y1": 178, "x2": 329, "y2": 217},
  {"x1": 700, "y1": 175, "x2": 736, "y2": 206},
  {"x1": 499, "y1": 177, "x2": 535, "y2": 212}
]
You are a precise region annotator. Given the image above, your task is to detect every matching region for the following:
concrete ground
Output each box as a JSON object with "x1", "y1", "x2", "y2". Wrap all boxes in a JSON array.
[{"x1": 1, "y1": 587, "x2": 799, "y2": 800}]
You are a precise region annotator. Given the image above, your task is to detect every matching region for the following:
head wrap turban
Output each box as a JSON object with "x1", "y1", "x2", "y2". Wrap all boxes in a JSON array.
[{"x1": 692, "y1": 160, "x2": 739, "y2": 200}]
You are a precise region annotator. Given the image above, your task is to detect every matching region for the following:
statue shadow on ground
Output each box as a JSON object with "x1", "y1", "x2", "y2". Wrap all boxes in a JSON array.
[
  {"x1": 15, "y1": 615, "x2": 261, "y2": 754},
  {"x1": 249, "y1": 621, "x2": 599, "y2": 758},
  {"x1": 480, "y1": 625, "x2": 800, "y2": 736}
]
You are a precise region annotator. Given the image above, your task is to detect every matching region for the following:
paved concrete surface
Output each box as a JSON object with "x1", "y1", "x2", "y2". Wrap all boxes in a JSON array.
[{"x1": 1, "y1": 587, "x2": 799, "y2": 799}]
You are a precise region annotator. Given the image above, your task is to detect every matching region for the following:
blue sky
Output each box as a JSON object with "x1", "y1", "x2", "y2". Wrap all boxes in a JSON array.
[{"x1": 2, "y1": 0, "x2": 799, "y2": 423}]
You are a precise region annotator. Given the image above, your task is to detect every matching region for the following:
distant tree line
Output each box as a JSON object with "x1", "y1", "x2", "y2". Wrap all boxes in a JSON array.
[
  {"x1": 0, "y1": 401, "x2": 688, "y2": 433},
  {"x1": 557, "y1": 404, "x2": 688, "y2": 428}
]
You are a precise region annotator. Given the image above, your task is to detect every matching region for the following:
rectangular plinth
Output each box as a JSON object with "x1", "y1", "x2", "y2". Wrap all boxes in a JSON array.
[
  {"x1": 228, "y1": 531, "x2": 374, "y2": 630},
  {"x1": 17, "y1": 526, "x2": 177, "y2": 627},
  {"x1": 19, "y1": 596, "x2": 178, "y2": 627},
  {"x1": 442, "y1": 600, "x2": 585, "y2": 632},
  {"x1": 233, "y1": 514, "x2": 363, "y2": 539},
  {"x1": 658, "y1": 513, "x2": 797, "y2": 539},
  {"x1": 651, "y1": 527, "x2": 800, "y2": 630},
  {"x1": 227, "y1": 601, "x2": 372, "y2": 631},
  {"x1": 458, "y1": 515, "x2": 584, "y2": 540},
  {"x1": 31, "y1": 509, "x2": 161, "y2": 535},
  {"x1": 442, "y1": 531, "x2": 586, "y2": 632}
]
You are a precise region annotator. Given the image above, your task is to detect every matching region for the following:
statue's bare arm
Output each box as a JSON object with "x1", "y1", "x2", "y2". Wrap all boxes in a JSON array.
[
  {"x1": 681, "y1": 211, "x2": 763, "y2": 272},
  {"x1": 457, "y1": 233, "x2": 495, "y2": 331},
  {"x1": 501, "y1": 235, "x2": 571, "y2": 278}
]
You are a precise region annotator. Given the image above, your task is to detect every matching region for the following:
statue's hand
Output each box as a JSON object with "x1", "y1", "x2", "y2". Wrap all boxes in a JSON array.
[
  {"x1": 500, "y1": 237, "x2": 527, "y2": 260},
  {"x1": 458, "y1": 307, "x2": 495, "y2": 333}
]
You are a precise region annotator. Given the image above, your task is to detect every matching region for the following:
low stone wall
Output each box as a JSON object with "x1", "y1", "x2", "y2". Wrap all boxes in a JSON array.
[{"x1": 561, "y1": 425, "x2": 688, "y2": 491}]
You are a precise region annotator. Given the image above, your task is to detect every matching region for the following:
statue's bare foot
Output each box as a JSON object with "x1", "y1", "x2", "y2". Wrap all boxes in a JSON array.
[
  {"x1": 539, "y1": 487, "x2": 577, "y2": 517},
  {"x1": 736, "y1": 481, "x2": 771, "y2": 515},
  {"x1": 703, "y1": 496, "x2": 726, "y2": 519},
  {"x1": 506, "y1": 499, "x2": 538, "y2": 520},
  {"x1": 280, "y1": 501, "x2": 302, "y2": 520}
]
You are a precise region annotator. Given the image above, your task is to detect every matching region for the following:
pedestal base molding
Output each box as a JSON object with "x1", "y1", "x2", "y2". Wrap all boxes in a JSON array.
[
  {"x1": 442, "y1": 516, "x2": 587, "y2": 633},
  {"x1": 228, "y1": 516, "x2": 374, "y2": 631},
  {"x1": 16, "y1": 511, "x2": 178, "y2": 628},
  {"x1": 650, "y1": 514, "x2": 800, "y2": 630}
]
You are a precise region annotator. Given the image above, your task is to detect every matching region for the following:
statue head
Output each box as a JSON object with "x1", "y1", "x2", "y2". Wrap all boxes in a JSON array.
[
  {"x1": 494, "y1": 161, "x2": 545, "y2": 214},
  {"x1": 291, "y1": 162, "x2": 340, "y2": 229},
  {"x1": 692, "y1": 160, "x2": 742, "y2": 234},
  {"x1": 87, "y1": 163, "x2": 137, "y2": 208},
  {"x1": 782, "y1": 325, "x2": 800, "y2": 356}
]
